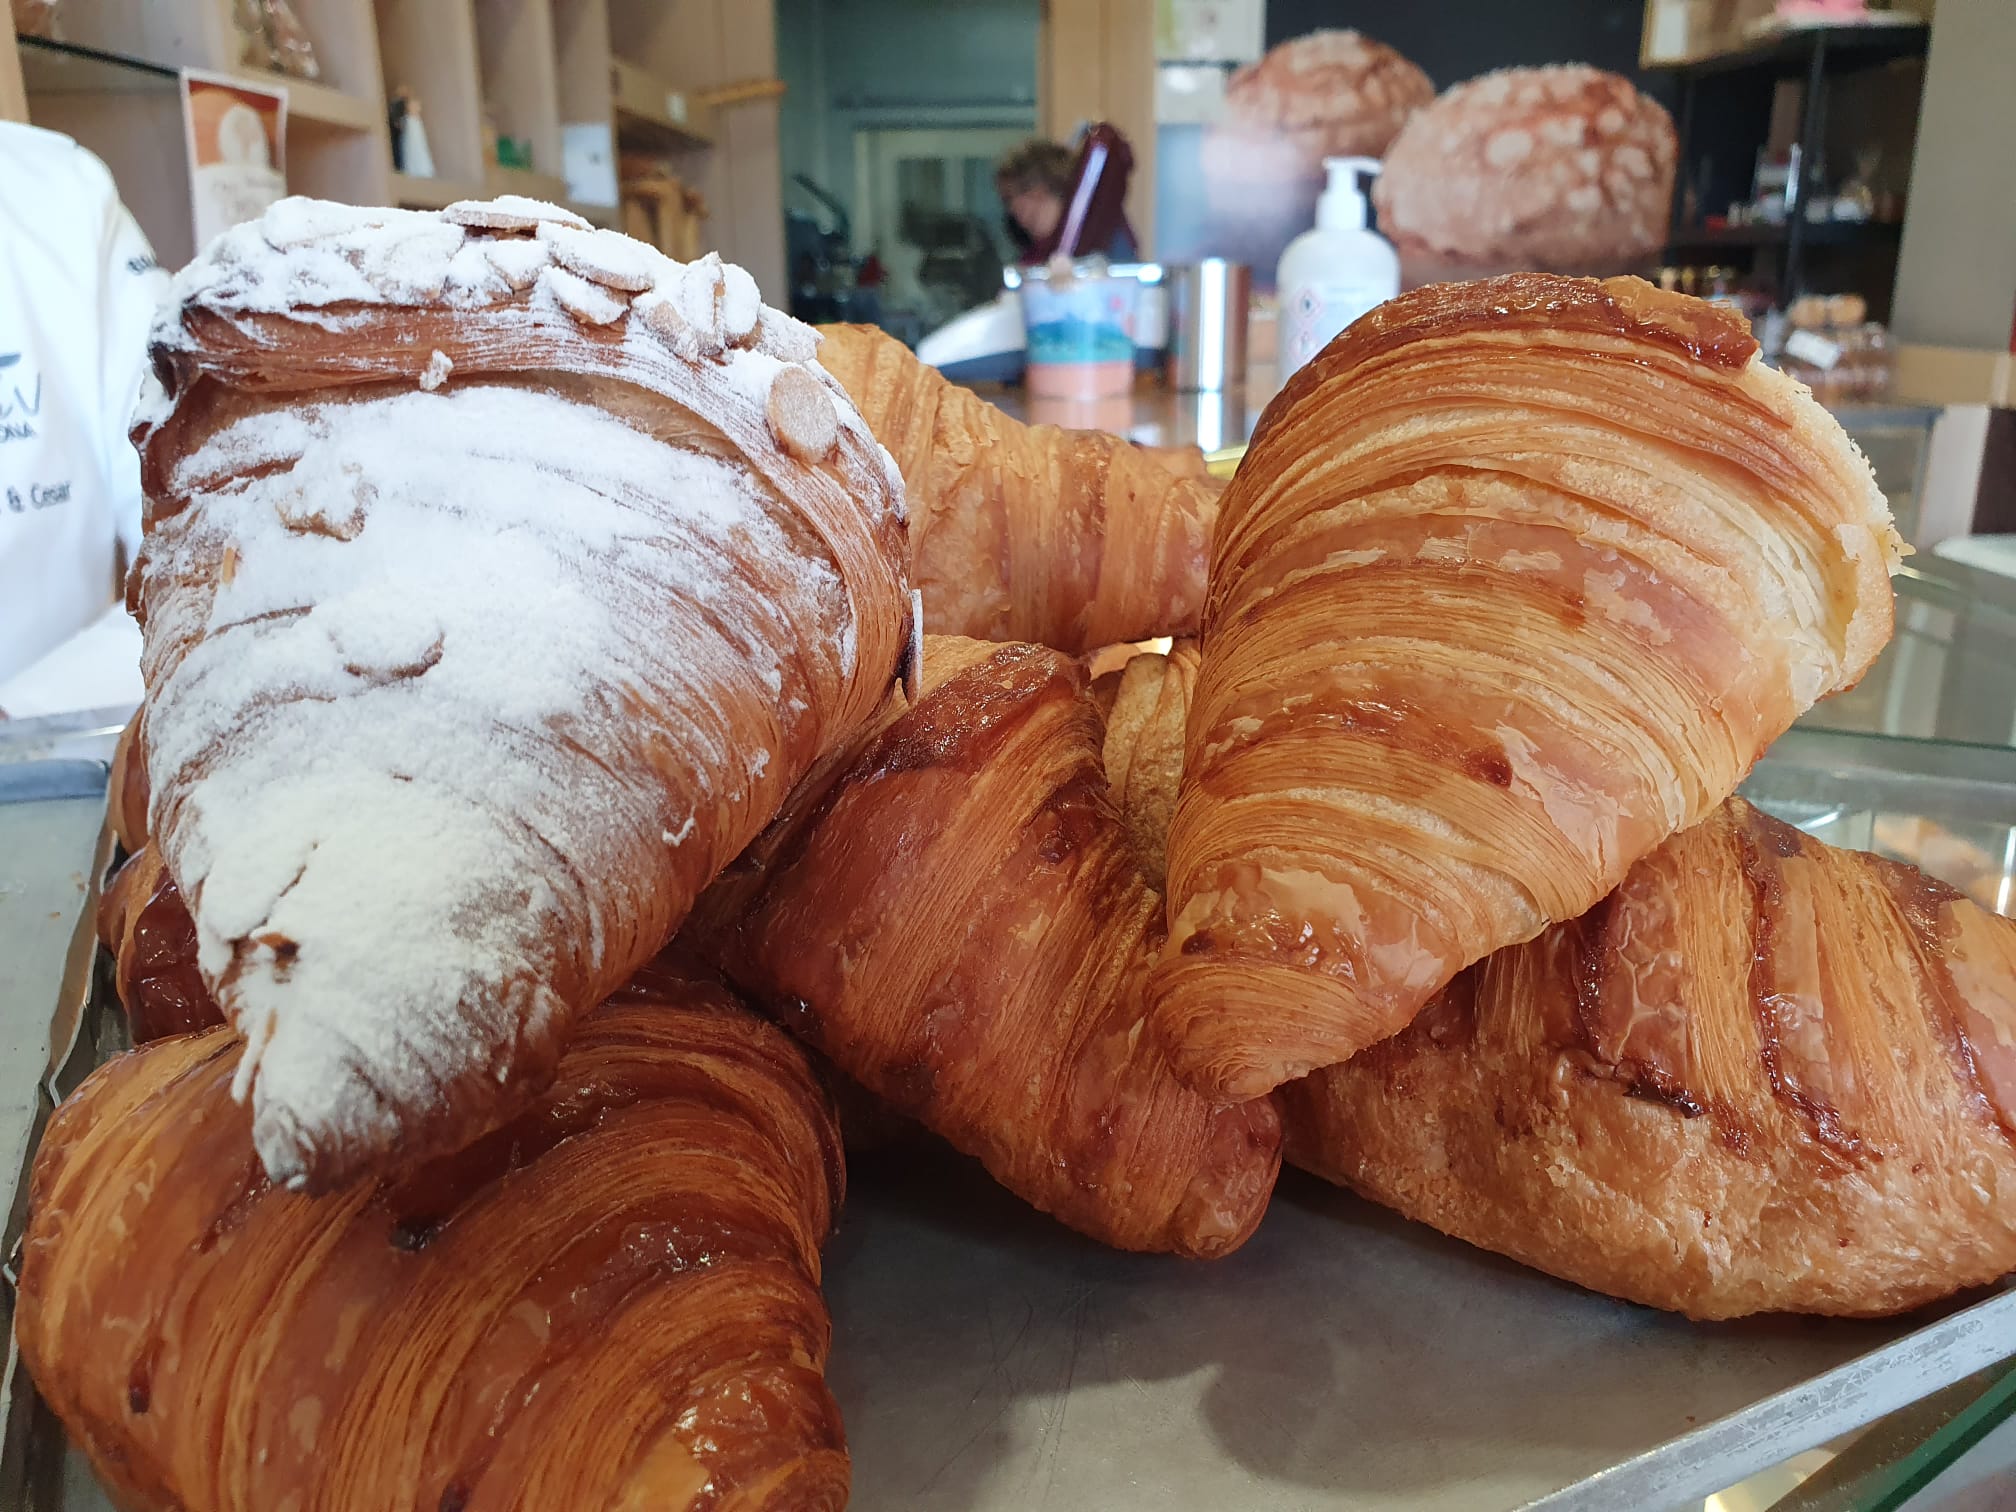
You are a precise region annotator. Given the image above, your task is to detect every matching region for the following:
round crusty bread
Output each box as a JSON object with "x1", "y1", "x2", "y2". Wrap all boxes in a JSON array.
[{"x1": 1375, "y1": 65, "x2": 1676, "y2": 278}]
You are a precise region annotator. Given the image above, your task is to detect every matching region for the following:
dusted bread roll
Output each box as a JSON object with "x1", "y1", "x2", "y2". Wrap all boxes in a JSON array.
[
  {"x1": 1152, "y1": 274, "x2": 1901, "y2": 1100},
  {"x1": 16, "y1": 974, "x2": 850, "y2": 1510},
  {"x1": 133, "y1": 196, "x2": 909, "y2": 1190},
  {"x1": 817, "y1": 322, "x2": 1221, "y2": 653},
  {"x1": 687, "y1": 637, "x2": 1281, "y2": 1258},
  {"x1": 1282, "y1": 800, "x2": 2016, "y2": 1320},
  {"x1": 1199, "y1": 30, "x2": 1433, "y2": 273},
  {"x1": 1374, "y1": 65, "x2": 1676, "y2": 279},
  {"x1": 1216, "y1": 29, "x2": 1433, "y2": 163}
]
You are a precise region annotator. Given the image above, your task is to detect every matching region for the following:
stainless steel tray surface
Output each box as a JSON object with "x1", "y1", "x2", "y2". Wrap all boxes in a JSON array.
[{"x1": 7, "y1": 724, "x2": 2016, "y2": 1512}]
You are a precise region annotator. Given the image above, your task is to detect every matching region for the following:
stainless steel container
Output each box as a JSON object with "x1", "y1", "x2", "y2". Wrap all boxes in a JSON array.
[{"x1": 1165, "y1": 259, "x2": 1250, "y2": 392}]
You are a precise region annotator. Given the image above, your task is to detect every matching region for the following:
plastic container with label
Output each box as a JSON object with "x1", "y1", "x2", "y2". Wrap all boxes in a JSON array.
[
  {"x1": 1019, "y1": 259, "x2": 1140, "y2": 399},
  {"x1": 1277, "y1": 156, "x2": 1400, "y2": 383}
]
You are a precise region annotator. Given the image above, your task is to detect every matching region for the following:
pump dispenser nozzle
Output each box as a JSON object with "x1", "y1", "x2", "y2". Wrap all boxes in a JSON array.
[{"x1": 1317, "y1": 156, "x2": 1381, "y2": 232}]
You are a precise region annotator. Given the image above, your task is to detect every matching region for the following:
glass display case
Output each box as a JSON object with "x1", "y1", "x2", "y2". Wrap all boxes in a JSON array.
[{"x1": 2, "y1": 428, "x2": 2008, "y2": 1512}]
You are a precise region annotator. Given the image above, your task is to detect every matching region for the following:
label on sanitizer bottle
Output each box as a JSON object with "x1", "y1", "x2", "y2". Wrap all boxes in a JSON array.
[{"x1": 1282, "y1": 280, "x2": 1388, "y2": 376}]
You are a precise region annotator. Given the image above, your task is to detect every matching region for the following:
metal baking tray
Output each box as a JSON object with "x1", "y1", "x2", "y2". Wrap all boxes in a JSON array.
[{"x1": 5, "y1": 729, "x2": 2016, "y2": 1512}]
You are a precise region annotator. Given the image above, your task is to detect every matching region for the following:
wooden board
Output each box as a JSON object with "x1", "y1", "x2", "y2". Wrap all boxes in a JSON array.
[{"x1": 0, "y1": 27, "x2": 26, "y2": 124}]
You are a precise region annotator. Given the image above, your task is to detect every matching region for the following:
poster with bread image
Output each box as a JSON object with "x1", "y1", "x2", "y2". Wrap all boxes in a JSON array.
[
  {"x1": 181, "y1": 70, "x2": 288, "y2": 250},
  {"x1": 1168, "y1": 19, "x2": 1675, "y2": 290}
]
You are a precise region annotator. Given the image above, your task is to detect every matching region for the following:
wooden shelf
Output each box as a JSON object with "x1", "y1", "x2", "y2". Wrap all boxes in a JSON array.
[
  {"x1": 485, "y1": 163, "x2": 571, "y2": 203},
  {"x1": 235, "y1": 69, "x2": 383, "y2": 131},
  {"x1": 9, "y1": 0, "x2": 780, "y2": 286},
  {"x1": 390, "y1": 171, "x2": 487, "y2": 209},
  {"x1": 375, "y1": 0, "x2": 487, "y2": 183},
  {"x1": 611, "y1": 56, "x2": 711, "y2": 149},
  {"x1": 473, "y1": 0, "x2": 562, "y2": 179}
]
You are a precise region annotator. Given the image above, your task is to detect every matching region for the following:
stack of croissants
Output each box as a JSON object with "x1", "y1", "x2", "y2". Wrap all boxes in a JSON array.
[{"x1": 16, "y1": 196, "x2": 2016, "y2": 1511}]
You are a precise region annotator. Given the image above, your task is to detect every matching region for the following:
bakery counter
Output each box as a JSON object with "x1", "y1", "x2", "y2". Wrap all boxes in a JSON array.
[
  {"x1": 974, "y1": 379, "x2": 1268, "y2": 458},
  {"x1": 970, "y1": 379, "x2": 1940, "y2": 518},
  {"x1": 6, "y1": 733, "x2": 2016, "y2": 1512},
  {"x1": 1802, "y1": 552, "x2": 2016, "y2": 752}
]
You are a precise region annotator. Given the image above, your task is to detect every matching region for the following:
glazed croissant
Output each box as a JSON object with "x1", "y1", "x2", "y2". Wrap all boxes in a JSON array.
[
  {"x1": 132, "y1": 196, "x2": 908, "y2": 1190},
  {"x1": 1152, "y1": 273, "x2": 1903, "y2": 1100},
  {"x1": 16, "y1": 970, "x2": 849, "y2": 1510},
  {"x1": 816, "y1": 322, "x2": 1220, "y2": 652},
  {"x1": 686, "y1": 636, "x2": 1281, "y2": 1258},
  {"x1": 100, "y1": 841, "x2": 218, "y2": 1044},
  {"x1": 1282, "y1": 798, "x2": 2016, "y2": 1319}
]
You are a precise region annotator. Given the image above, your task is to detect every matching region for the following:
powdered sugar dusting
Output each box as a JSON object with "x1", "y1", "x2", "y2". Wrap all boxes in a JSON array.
[
  {"x1": 141, "y1": 381, "x2": 857, "y2": 1184},
  {"x1": 138, "y1": 200, "x2": 908, "y2": 1185},
  {"x1": 442, "y1": 194, "x2": 588, "y2": 231},
  {"x1": 538, "y1": 264, "x2": 629, "y2": 325},
  {"x1": 482, "y1": 236, "x2": 551, "y2": 291},
  {"x1": 537, "y1": 221, "x2": 662, "y2": 291}
]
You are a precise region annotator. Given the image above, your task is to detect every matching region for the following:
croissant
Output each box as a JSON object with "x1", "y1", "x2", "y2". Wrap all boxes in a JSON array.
[
  {"x1": 816, "y1": 322, "x2": 1220, "y2": 652},
  {"x1": 100, "y1": 842, "x2": 222, "y2": 1043},
  {"x1": 1281, "y1": 798, "x2": 2016, "y2": 1319},
  {"x1": 131, "y1": 197, "x2": 908, "y2": 1190},
  {"x1": 686, "y1": 635, "x2": 1281, "y2": 1258},
  {"x1": 1152, "y1": 273, "x2": 1903, "y2": 1100},
  {"x1": 16, "y1": 970, "x2": 850, "y2": 1510},
  {"x1": 109, "y1": 704, "x2": 151, "y2": 854}
]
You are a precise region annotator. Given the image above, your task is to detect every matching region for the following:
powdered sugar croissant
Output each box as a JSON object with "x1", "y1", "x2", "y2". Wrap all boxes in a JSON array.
[
  {"x1": 1152, "y1": 273, "x2": 1902, "y2": 1100},
  {"x1": 132, "y1": 196, "x2": 909, "y2": 1190}
]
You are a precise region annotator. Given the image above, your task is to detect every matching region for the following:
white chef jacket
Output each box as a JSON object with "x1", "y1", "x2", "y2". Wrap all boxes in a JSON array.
[{"x1": 0, "y1": 123, "x2": 167, "y2": 697}]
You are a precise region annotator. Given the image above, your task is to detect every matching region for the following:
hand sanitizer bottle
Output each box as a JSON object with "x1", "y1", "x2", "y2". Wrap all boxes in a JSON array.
[{"x1": 1277, "y1": 156, "x2": 1400, "y2": 382}]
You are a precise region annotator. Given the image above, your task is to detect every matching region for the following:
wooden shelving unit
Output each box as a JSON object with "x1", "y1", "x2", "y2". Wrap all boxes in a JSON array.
[
  {"x1": 610, "y1": 56, "x2": 711, "y2": 150},
  {"x1": 8, "y1": 0, "x2": 784, "y2": 292}
]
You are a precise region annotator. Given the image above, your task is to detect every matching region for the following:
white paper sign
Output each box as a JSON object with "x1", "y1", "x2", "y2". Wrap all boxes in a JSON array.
[
  {"x1": 181, "y1": 69, "x2": 288, "y2": 250},
  {"x1": 1155, "y1": 0, "x2": 1264, "y2": 63},
  {"x1": 1783, "y1": 328, "x2": 1843, "y2": 372}
]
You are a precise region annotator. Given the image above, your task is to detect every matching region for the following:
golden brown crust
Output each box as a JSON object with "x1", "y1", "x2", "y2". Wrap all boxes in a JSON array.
[
  {"x1": 16, "y1": 975, "x2": 849, "y2": 1510},
  {"x1": 684, "y1": 636, "x2": 1280, "y2": 1258},
  {"x1": 817, "y1": 323, "x2": 1220, "y2": 653},
  {"x1": 1282, "y1": 800, "x2": 2016, "y2": 1319},
  {"x1": 1100, "y1": 642, "x2": 1197, "y2": 891},
  {"x1": 1152, "y1": 273, "x2": 1900, "y2": 1101},
  {"x1": 107, "y1": 710, "x2": 150, "y2": 854}
]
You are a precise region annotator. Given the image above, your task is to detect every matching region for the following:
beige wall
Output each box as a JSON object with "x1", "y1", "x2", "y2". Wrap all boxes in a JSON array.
[
  {"x1": 1, "y1": 27, "x2": 26, "y2": 124},
  {"x1": 1891, "y1": 0, "x2": 2016, "y2": 351},
  {"x1": 1039, "y1": 0, "x2": 1156, "y2": 255},
  {"x1": 610, "y1": 0, "x2": 786, "y2": 299}
]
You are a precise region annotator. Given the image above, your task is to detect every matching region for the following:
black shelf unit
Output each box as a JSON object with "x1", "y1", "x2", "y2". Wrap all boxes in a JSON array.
[
  {"x1": 15, "y1": 34, "x2": 180, "y2": 94},
  {"x1": 1665, "y1": 218, "x2": 1903, "y2": 250},
  {"x1": 1649, "y1": 20, "x2": 1930, "y2": 311}
]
